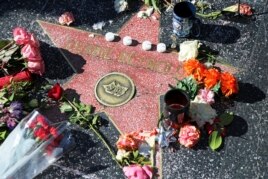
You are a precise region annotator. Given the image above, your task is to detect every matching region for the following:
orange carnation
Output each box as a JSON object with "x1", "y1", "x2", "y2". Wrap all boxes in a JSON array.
[
  {"x1": 204, "y1": 68, "x2": 221, "y2": 89},
  {"x1": 183, "y1": 59, "x2": 201, "y2": 75},
  {"x1": 220, "y1": 72, "x2": 239, "y2": 97},
  {"x1": 192, "y1": 65, "x2": 207, "y2": 83},
  {"x1": 116, "y1": 133, "x2": 141, "y2": 151}
]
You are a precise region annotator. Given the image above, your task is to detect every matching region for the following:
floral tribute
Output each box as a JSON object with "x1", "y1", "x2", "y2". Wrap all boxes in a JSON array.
[
  {"x1": 115, "y1": 130, "x2": 157, "y2": 179},
  {"x1": 158, "y1": 56, "x2": 238, "y2": 151},
  {"x1": 0, "y1": 110, "x2": 73, "y2": 178}
]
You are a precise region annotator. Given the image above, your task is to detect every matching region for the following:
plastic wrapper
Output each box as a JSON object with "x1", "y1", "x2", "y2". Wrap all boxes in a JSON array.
[{"x1": 0, "y1": 110, "x2": 75, "y2": 179}]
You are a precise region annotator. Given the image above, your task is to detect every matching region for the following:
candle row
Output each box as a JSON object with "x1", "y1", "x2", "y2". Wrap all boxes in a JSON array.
[{"x1": 105, "y1": 32, "x2": 166, "y2": 53}]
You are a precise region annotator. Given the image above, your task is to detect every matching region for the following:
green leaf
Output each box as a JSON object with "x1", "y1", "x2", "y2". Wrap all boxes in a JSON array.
[
  {"x1": 219, "y1": 112, "x2": 234, "y2": 126},
  {"x1": 8, "y1": 92, "x2": 15, "y2": 101},
  {"x1": 211, "y1": 81, "x2": 221, "y2": 93},
  {"x1": 0, "y1": 40, "x2": 10, "y2": 50},
  {"x1": 209, "y1": 131, "x2": 222, "y2": 151},
  {"x1": 60, "y1": 102, "x2": 73, "y2": 113},
  {"x1": 133, "y1": 150, "x2": 139, "y2": 159},
  {"x1": 92, "y1": 115, "x2": 99, "y2": 126},
  {"x1": 0, "y1": 129, "x2": 8, "y2": 140}
]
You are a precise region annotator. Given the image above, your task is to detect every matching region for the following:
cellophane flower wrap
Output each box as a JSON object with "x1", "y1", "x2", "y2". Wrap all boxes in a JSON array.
[{"x1": 0, "y1": 110, "x2": 75, "y2": 178}]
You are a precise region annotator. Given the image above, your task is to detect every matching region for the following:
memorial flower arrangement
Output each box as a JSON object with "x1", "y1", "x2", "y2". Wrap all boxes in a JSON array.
[{"x1": 158, "y1": 52, "x2": 238, "y2": 150}]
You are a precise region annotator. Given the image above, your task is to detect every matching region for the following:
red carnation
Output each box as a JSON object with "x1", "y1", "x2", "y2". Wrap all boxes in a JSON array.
[
  {"x1": 34, "y1": 127, "x2": 49, "y2": 140},
  {"x1": 48, "y1": 83, "x2": 63, "y2": 101},
  {"x1": 49, "y1": 127, "x2": 58, "y2": 138}
]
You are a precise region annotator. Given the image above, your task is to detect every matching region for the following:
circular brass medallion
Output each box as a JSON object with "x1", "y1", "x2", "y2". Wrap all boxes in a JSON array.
[{"x1": 95, "y1": 72, "x2": 135, "y2": 107}]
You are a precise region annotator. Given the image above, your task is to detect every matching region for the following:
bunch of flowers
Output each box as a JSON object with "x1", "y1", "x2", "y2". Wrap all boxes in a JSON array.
[
  {"x1": 115, "y1": 130, "x2": 157, "y2": 179},
  {"x1": 0, "y1": 27, "x2": 45, "y2": 91},
  {"x1": 13, "y1": 27, "x2": 45, "y2": 75},
  {"x1": 0, "y1": 110, "x2": 74, "y2": 178},
  {"x1": 158, "y1": 57, "x2": 237, "y2": 151}
]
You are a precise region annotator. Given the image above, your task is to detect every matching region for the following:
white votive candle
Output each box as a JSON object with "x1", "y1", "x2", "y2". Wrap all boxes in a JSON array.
[
  {"x1": 142, "y1": 41, "x2": 152, "y2": 51},
  {"x1": 105, "y1": 32, "x2": 115, "y2": 42},
  {"x1": 123, "y1": 36, "x2": 132, "y2": 46},
  {"x1": 157, "y1": 43, "x2": 166, "y2": 53}
]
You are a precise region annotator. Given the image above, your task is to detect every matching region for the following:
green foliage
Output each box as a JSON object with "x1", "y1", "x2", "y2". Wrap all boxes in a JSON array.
[
  {"x1": 175, "y1": 77, "x2": 198, "y2": 100},
  {"x1": 209, "y1": 131, "x2": 222, "y2": 151},
  {"x1": 219, "y1": 112, "x2": 234, "y2": 126},
  {"x1": 0, "y1": 127, "x2": 8, "y2": 143},
  {"x1": 119, "y1": 150, "x2": 151, "y2": 166},
  {"x1": 211, "y1": 81, "x2": 221, "y2": 93}
]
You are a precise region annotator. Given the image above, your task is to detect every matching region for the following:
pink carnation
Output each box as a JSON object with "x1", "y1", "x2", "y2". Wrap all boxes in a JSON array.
[
  {"x1": 59, "y1": 12, "x2": 75, "y2": 26},
  {"x1": 123, "y1": 165, "x2": 153, "y2": 179},
  {"x1": 27, "y1": 61, "x2": 45, "y2": 75},
  {"x1": 196, "y1": 88, "x2": 215, "y2": 104},
  {"x1": 21, "y1": 44, "x2": 42, "y2": 61},
  {"x1": 179, "y1": 124, "x2": 200, "y2": 148},
  {"x1": 13, "y1": 27, "x2": 30, "y2": 45}
]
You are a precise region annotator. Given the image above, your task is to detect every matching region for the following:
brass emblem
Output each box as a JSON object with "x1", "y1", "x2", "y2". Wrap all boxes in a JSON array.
[
  {"x1": 103, "y1": 81, "x2": 128, "y2": 97},
  {"x1": 95, "y1": 72, "x2": 135, "y2": 107}
]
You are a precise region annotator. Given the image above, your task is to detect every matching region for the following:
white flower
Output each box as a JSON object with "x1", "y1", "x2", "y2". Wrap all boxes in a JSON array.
[
  {"x1": 178, "y1": 40, "x2": 201, "y2": 62},
  {"x1": 114, "y1": 0, "x2": 128, "y2": 13},
  {"x1": 115, "y1": 149, "x2": 130, "y2": 162},
  {"x1": 189, "y1": 97, "x2": 217, "y2": 127}
]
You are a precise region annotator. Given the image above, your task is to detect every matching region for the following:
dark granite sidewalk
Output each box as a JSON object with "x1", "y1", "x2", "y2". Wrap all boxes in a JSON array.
[{"x1": 0, "y1": 0, "x2": 267, "y2": 178}]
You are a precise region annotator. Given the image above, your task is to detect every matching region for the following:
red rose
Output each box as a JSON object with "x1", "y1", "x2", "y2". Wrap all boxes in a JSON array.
[
  {"x1": 48, "y1": 83, "x2": 63, "y2": 100},
  {"x1": 49, "y1": 127, "x2": 58, "y2": 138},
  {"x1": 36, "y1": 115, "x2": 49, "y2": 129},
  {"x1": 0, "y1": 70, "x2": 31, "y2": 89},
  {"x1": 34, "y1": 127, "x2": 49, "y2": 140}
]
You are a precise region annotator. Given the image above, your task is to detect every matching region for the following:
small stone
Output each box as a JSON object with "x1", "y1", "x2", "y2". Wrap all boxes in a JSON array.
[
  {"x1": 88, "y1": 34, "x2": 95, "y2": 38},
  {"x1": 157, "y1": 43, "x2": 166, "y2": 53},
  {"x1": 142, "y1": 41, "x2": 152, "y2": 51},
  {"x1": 123, "y1": 36, "x2": 132, "y2": 46},
  {"x1": 105, "y1": 32, "x2": 115, "y2": 42}
]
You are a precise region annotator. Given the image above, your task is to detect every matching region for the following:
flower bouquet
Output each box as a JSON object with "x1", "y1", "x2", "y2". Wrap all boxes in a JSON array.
[
  {"x1": 0, "y1": 110, "x2": 74, "y2": 178},
  {"x1": 0, "y1": 27, "x2": 45, "y2": 89},
  {"x1": 157, "y1": 57, "x2": 238, "y2": 151},
  {"x1": 115, "y1": 129, "x2": 158, "y2": 178}
]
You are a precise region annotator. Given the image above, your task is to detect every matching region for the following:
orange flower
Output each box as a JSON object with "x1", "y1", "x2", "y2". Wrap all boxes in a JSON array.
[
  {"x1": 183, "y1": 59, "x2": 201, "y2": 75},
  {"x1": 204, "y1": 68, "x2": 221, "y2": 89},
  {"x1": 116, "y1": 133, "x2": 141, "y2": 151},
  {"x1": 192, "y1": 64, "x2": 207, "y2": 83},
  {"x1": 220, "y1": 72, "x2": 238, "y2": 97}
]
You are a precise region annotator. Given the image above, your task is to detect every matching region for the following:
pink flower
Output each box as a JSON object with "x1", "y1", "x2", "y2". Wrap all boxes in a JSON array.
[
  {"x1": 29, "y1": 34, "x2": 40, "y2": 47},
  {"x1": 21, "y1": 44, "x2": 42, "y2": 61},
  {"x1": 123, "y1": 165, "x2": 153, "y2": 179},
  {"x1": 179, "y1": 124, "x2": 200, "y2": 148},
  {"x1": 196, "y1": 88, "x2": 215, "y2": 104},
  {"x1": 27, "y1": 61, "x2": 45, "y2": 75},
  {"x1": 13, "y1": 27, "x2": 31, "y2": 45},
  {"x1": 59, "y1": 12, "x2": 75, "y2": 26}
]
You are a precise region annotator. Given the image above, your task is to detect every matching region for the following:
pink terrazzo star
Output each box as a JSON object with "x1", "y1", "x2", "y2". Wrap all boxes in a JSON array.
[{"x1": 38, "y1": 10, "x2": 236, "y2": 134}]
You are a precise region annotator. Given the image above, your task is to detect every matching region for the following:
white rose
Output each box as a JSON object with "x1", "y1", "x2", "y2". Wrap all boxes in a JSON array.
[{"x1": 178, "y1": 40, "x2": 200, "y2": 62}]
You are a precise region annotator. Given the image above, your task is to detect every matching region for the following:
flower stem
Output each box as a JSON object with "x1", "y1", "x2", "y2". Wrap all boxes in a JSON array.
[{"x1": 63, "y1": 96, "x2": 122, "y2": 168}]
